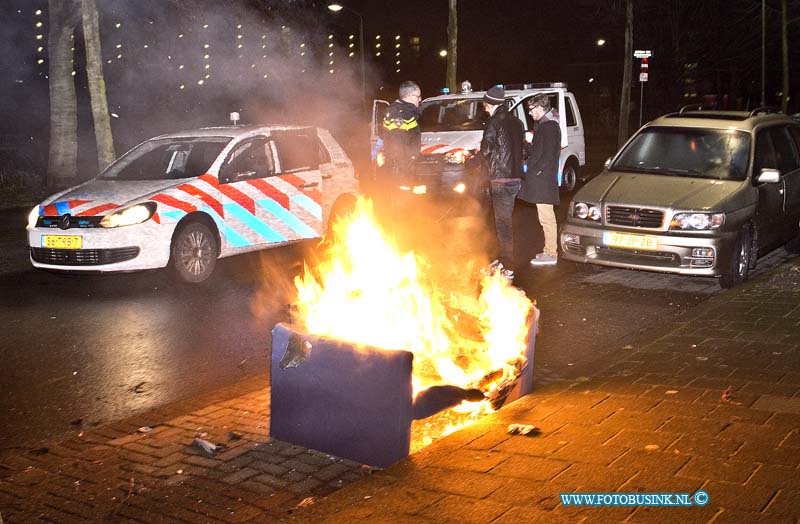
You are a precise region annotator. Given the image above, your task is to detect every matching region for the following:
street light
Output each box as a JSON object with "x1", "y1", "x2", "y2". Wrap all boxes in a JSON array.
[
  {"x1": 328, "y1": 3, "x2": 366, "y2": 108},
  {"x1": 596, "y1": 38, "x2": 606, "y2": 47}
]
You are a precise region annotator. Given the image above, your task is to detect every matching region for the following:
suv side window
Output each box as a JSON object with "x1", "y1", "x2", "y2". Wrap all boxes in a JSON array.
[
  {"x1": 273, "y1": 129, "x2": 320, "y2": 172},
  {"x1": 565, "y1": 98, "x2": 577, "y2": 127},
  {"x1": 754, "y1": 130, "x2": 777, "y2": 173},
  {"x1": 771, "y1": 126, "x2": 800, "y2": 174},
  {"x1": 220, "y1": 137, "x2": 275, "y2": 183}
]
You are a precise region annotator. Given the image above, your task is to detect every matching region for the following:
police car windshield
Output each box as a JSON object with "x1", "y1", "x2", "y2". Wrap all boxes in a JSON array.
[
  {"x1": 99, "y1": 137, "x2": 231, "y2": 181},
  {"x1": 419, "y1": 98, "x2": 489, "y2": 132},
  {"x1": 612, "y1": 127, "x2": 751, "y2": 181}
]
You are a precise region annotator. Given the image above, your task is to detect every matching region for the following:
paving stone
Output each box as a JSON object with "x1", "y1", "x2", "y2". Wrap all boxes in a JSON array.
[
  {"x1": 551, "y1": 463, "x2": 635, "y2": 491},
  {"x1": 549, "y1": 443, "x2": 629, "y2": 467},
  {"x1": 667, "y1": 434, "x2": 743, "y2": 459},
  {"x1": 418, "y1": 493, "x2": 509, "y2": 524},
  {"x1": 717, "y1": 422, "x2": 791, "y2": 447},
  {"x1": 606, "y1": 429, "x2": 682, "y2": 451},
  {"x1": 709, "y1": 509, "x2": 795, "y2": 524},
  {"x1": 494, "y1": 504, "x2": 595, "y2": 524},
  {"x1": 221, "y1": 467, "x2": 260, "y2": 485},
  {"x1": 763, "y1": 488, "x2": 800, "y2": 517},
  {"x1": 627, "y1": 505, "x2": 720, "y2": 524},
  {"x1": 490, "y1": 454, "x2": 571, "y2": 480},
  {"x1": 731, "y1": 441, "x2": 800, "y2": 467},
  {"x1": 426, "y1": 449, "x2": 511, "y2": 473},
  {"x1": 677, "y1": 456, "x2": 758, "y2": 483},
  {"x1": 611, "y1": 448, "x2": 691, "y2": 476},
  {"x1": 408, "y1": 467, "x2": 514, "y2": 499},
  {"x1": 701, "y1": 480, "x2": 777, "y2": 513}
]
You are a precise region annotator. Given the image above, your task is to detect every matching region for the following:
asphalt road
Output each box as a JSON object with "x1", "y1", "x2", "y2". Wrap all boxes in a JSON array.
[{"x1": 2, "y1": 186, "x2": 794, "y2": 458}]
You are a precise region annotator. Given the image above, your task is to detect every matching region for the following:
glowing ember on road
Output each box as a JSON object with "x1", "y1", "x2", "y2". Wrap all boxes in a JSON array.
[{"x1": 292, "y1": 197, "x2": 536, "y2": 437}]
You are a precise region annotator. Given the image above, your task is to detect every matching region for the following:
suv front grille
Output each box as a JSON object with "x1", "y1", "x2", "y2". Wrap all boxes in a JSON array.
[
  {"x1": 606, "y1": 206, "x2": 663, "y2": 228},
  {"x1": 31, "y1": 247, "x2": 140, "y2": 266}
]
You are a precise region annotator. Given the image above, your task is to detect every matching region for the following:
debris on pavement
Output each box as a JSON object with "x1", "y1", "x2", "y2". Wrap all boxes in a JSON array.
[
  {"x1": 296, "y1": 497, "x2": 315, "y2": 508},
  {"x1": 192, "y1": 437, "x2": 224, "y2": 455},
  {"x1": 227, "y1": 431, "x2": 243, "y2": 441},
  {"x1": 129, "y1": 382, "x2": 148, "y2": 394},
  {"x1": 137, "y1": 425, "x2": 160, "y2": 433},
  {"x1": 721, "y1": 386, "x2": 743, "y2": 405},
  {"x1": 507, "y1": 424, "x2": 540, "y2": 436}
]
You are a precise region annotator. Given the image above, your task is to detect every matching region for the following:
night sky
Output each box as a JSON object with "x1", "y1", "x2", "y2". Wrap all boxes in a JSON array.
[{"x1": 1, "y1": 0, "x2": 797, "y2": 174}]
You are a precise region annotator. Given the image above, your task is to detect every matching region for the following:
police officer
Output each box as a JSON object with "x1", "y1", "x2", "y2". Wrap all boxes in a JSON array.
[{"x1": 376, "y1": 81, "x2": 422, "y2": 215}]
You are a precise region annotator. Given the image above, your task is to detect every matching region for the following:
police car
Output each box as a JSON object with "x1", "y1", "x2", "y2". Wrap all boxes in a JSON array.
[
  {"x1": 372, "y1": 81, "x2": 586, "y2": 197},
  {"x1": 27, "y1": 120, "x2": 358, "y2": 283}
]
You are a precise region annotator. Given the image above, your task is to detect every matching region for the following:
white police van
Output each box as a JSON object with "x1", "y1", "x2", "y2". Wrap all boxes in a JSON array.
[
  {"x1": 27, "y1": 120, "x2": 358, "y2": 283},
  {"x1": 372, "y1": 82, "x2": 586, "y2": 196}
]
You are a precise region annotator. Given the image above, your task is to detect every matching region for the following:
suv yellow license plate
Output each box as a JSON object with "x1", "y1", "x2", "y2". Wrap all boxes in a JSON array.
[
  {"x1": 42, "y1": 235, "x2": 83, "y2": 249},
  {"x1": 603, "y1": 232, "x2": 658, "y2": 250}
]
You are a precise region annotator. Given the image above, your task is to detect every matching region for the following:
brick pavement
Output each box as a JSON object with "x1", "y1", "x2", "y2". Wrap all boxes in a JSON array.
[{"x1": 2, "y1": 258, "x2": 800, "y2": 523}]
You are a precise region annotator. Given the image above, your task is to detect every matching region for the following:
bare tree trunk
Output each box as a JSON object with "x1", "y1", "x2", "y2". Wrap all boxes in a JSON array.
[
  {"x1": 781, "y1": 0, "x2": 789, "y2": 112},
  {"x1": 446, "y1": 0, "x2": 457, "y2": 93},
  {"x1": 617, "y1": 0, "x2": 633, "y2": 148},
  {"x1": 82, "y1": 0, "x2": 115, "y2": 170},
  {"x1": 47, "y1": 0, "x2": 81, "y2": 190}
]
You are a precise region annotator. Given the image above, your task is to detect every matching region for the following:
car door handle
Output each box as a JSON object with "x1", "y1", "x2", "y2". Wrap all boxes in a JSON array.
[
  {"x1": 299, "y1": 182, "x2": 319, "y2": 189},
  {"x1": 322, "y1": 174, "x2": 333, "y2": 179}
]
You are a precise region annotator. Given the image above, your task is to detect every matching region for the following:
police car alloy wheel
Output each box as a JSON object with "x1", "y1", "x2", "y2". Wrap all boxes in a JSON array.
[{"x1": 170, "y1": 222, "x2": 218, "y2": 284}]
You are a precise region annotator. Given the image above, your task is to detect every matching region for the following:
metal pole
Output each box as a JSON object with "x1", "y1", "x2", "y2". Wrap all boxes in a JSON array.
[
  {"x1": 761, "y1": 0, "x2": 766, "y2": 106},
  {"x1": 639, "y1": 81, "x2": 643, "y2": 128},
  {"x1": 358, "y1": 14, "x2": 366, "y2": 110}
]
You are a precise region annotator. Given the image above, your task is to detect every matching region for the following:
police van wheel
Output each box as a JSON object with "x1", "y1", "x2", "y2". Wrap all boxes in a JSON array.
[
  {"x1": 561, "y1": 164, "x2": 577, "y2": 193},
  {"x1": 169, "y1": 222, "x2": 218, "y2": 284}
]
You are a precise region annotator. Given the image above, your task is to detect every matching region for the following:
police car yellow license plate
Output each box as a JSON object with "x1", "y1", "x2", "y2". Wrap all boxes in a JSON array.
[
  {"x1": 603, "y1": 232, "x2": 658, "y2": 250},
  {"x1": 42, "y1": 235, "x2": 83, "y2": 249}
]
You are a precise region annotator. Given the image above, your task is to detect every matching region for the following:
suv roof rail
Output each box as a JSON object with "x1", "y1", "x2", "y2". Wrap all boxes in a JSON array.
[
  {"x1": 501, "y1": 82, "x2": 568, "y2": 90},
  {"x1": 678, "y1": 104, "x2": 709, "y2": 115},
  {"x1": 748, "y1": 106, "x2": 781, "y2": 117}
]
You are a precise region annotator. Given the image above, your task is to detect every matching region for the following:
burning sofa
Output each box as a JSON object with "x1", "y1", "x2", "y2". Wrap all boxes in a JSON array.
[{"x1": 269, "y1": 198, "x2": 537, "y2": 468}]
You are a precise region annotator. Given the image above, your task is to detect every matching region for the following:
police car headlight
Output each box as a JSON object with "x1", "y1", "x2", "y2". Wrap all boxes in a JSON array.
[
  {"x1": 100, "y1": 202, "x2": 157, "y2": 228},
  {"x1": 670, "y1": 212, "x2": 725, "y2": 230},
  {"x1": 445, "y1": 150, "x2": 469, "y2": 164},
  {"x1": 27, "y1": 206, "x2": 40, "y2": 229}
]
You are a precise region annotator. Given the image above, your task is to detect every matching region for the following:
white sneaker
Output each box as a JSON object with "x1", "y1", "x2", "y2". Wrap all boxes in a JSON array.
[{"x1": 530, "y1": 253, "x2": 558, "y2": 266}]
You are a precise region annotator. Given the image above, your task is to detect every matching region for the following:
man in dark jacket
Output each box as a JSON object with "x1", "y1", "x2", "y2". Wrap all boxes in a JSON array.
[
  {"x1": 519, "y1": 94, "x2": 561, "y2": 266},
  {"x1": 479, "y1": 85, "x2": 524, "y2": 268}
]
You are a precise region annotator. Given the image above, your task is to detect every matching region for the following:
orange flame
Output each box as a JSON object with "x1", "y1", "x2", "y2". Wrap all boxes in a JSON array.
[{"x1": 293, "y1": 197, "x2": 534, "y2": 433}]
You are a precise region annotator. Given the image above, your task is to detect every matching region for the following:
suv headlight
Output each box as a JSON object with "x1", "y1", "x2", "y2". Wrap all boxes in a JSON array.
[
  {"x1": 100, "y1": 202, "x2": 157, "y2": 228},
  {"x1": 571, "y1": 202, "x2": 601, "y2": 222},
  {"x1": 669, "y1": 212, "x2": 725, "y2": 230},
  {"x1": 27, "y1": 206, "x2": 41, "y2": 228}
]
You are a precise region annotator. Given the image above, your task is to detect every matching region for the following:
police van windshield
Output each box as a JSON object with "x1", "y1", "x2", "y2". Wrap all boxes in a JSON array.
[
  {"x1": 100, "y1": 137, "x2": 231, "y2": 181},
  {"x1": 419, "y1": 98, "x2": 489, "y2": 132},
  {"x1": 612, "y1": 127, "x2": 751, "y2": 181}
]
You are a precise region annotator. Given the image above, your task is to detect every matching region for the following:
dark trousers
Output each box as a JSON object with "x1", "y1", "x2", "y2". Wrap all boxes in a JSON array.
[{"x1": 490, "y1": 178, "x2": 521, "y2": 267}]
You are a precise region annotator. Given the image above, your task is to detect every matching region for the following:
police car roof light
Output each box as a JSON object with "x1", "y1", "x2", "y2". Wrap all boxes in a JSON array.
[
  {"x1": 441, "y1": 87, "x2": 450, "y2": 94},
  {"x1": 502, "y1": 82, "x2": 568, "y2": 90}
]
